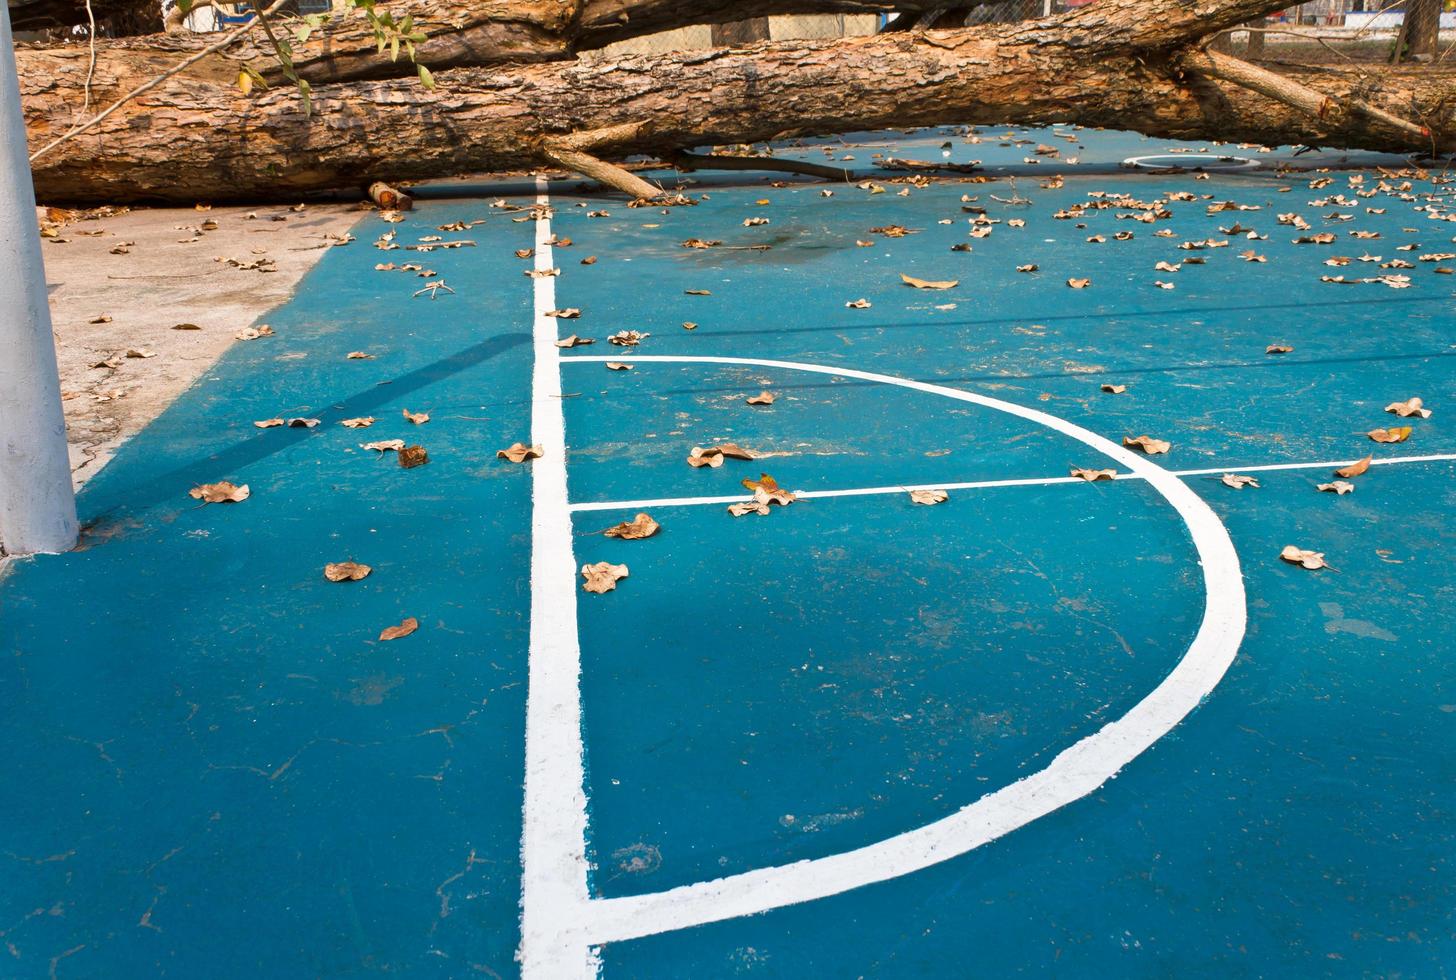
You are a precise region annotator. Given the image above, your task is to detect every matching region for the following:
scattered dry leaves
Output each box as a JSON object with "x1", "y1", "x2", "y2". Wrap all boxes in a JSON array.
[
  {"x1": 1335, "y1": 455, "x2": 1372, "y2": 478},
  {"x1": 1385, "y1": 397, "x2": 1431, "y2": 419},
  {"x1": 1279, "y1": 545, "x2": 1329, "y2": 570},
  {"x1": 901, "y1": 274, "x2": 958, "y2": 290},
  {"x1": 379, "y1": 617, "x2": 419, "y2": 641},
  {"x1": 324, "y1": 561, "x2": 372, "y2": 582},
  {"x1": 189, "y1": 481, "x2": 250, "y2": 503},
  {"x1": 581, "y1": 561, "x2": 628, "y2": 593},
  {"x1": 604, "y1": 513, "x2": 660, "y2": 539},
  {"x1": 1123, "y1": 435, "x2": 1170, "y2": 454},
  {"x1": 498, "y1": 443, "x2": 543, "y2": 463}
]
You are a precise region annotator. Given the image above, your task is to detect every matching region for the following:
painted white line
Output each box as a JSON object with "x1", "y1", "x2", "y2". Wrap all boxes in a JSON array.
[
  {"x1": 517, "y1": 180, "x2": 596, "y2": 980},
  {"x1": 566, "y1": 453, "x2": 1456, "y2": 514},
  {"x1": 550, "y1": 354, "x2": 1247, "y2": 949}
]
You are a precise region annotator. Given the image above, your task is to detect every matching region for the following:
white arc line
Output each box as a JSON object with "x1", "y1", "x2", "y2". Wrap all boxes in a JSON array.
[
  {"x1": 518, "y1": 180, "x2": 596, "y2": 980},
  {"x1": 550, "y1": 353, "x2": 1247, "y2": 951},
  {"x1": 567, "y1": 453, "x2": 1456, "y2": 514}
]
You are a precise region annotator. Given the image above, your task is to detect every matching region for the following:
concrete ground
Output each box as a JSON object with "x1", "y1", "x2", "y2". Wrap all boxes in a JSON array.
[{"x1": 38, "y1": 201, "x2": 362, "y2": 485}]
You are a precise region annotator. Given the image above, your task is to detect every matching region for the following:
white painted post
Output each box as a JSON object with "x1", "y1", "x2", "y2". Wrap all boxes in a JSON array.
[{"x1": 0, "y1": 2, "x2": 80, "y2": 555}]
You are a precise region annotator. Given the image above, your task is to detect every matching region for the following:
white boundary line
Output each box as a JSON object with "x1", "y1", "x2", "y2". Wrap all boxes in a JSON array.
[
  {"x1": 518, "y1": 180, "x2": 596, "y2": 979},
  {"x1": 567, "y1": 452, "x2": 1456, "y2": 514},
  {"x1": 542, "y1": 353, "x2": 1248, "y2": 953}
]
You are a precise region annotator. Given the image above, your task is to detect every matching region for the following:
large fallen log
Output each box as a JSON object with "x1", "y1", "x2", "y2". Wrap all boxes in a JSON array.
[{"x1": 21, "y1": 0, "x2": 1453, "y2": 204}]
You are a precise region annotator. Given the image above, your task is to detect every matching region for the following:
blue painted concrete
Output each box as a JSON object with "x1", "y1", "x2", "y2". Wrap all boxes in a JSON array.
[{"x1": 4, "y1": 126, "x2": 1455, "y2": 977}]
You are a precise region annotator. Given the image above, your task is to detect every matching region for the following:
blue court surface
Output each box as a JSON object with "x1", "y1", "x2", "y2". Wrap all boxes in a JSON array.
[{"x1": 3, "y1": 126, "x2": 1455, "y2": 978}]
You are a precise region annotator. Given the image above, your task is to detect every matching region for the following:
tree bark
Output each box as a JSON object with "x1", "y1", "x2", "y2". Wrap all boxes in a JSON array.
[
  {"x1": 20, "y1": 0, "x2": 1448, "y2": 204},
  {"x1": 1243, "y1": 18, "x2": 1263, "y2": 58},
  {"x1": 1405, "y1": 0, "x2": 1440, "y2": 60}
]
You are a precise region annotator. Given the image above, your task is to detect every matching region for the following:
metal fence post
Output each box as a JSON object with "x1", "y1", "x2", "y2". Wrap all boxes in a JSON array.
[{"x1": 0, "y1": 2, "x2": 80, "y2": 556}]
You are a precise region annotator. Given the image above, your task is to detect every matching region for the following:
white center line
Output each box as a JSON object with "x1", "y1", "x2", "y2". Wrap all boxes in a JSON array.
[{"x1": 518, "y1": 179, "x2": 596, "y2": 980}]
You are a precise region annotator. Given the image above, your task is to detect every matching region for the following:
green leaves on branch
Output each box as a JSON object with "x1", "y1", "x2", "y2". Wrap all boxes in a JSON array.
[{"x1": 237, "y1": 0, "x2": 435, "y2": 115}]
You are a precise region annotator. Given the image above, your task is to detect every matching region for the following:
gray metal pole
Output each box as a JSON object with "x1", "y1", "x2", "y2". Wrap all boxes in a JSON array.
[{"x1": 0, "y1": 2, "x2": 79, "y2": 555}]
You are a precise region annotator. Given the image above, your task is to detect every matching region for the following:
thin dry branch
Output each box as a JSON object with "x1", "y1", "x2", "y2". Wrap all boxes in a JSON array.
[
  {"x1": 1185, "y1": 48, "x2": 1434, "y2": 150},
  {"x1": 29, "y1": 0, "x2": 288, "y2": 164}
]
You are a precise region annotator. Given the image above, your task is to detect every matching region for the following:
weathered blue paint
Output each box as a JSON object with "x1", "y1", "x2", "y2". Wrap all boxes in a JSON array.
[{"x1": 3, "y1": 127, "x2": 1454, "y2": 977}]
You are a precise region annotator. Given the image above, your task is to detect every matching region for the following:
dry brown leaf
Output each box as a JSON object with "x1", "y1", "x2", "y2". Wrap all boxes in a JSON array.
[
  {"x1": 324, "y1": 561, "x2": 371, "y2": 582},
  {"x1": 126, "y1": 349, "x2": 155, "y2": 359},
  {"x1": 1266, "y1": 344, "x2": 1293, "y2": 354},
  {"x1": 688, "y1": 446, "x2": 725, "y2": 468},
  {"x1": 581, "y1": 561, "x2": 628, "y2": 593},
  {"x1": 362, "y1": 439, "x2": 405, "y2": 452},
  {"x1": 741, "y1": 472, "x2": 793, "y2": 499},
  {"x1": 1101, "y1": 384, "x2": 1127, "y2": 394},
  {"x1": 908, "y1": 489, "x2": 948, "y2": 505},
  {"x1": 1317, "y1": 481, "x2": 1355, "y2": 494},
  {"x1": 1067, "y1": 278, "x2": 1091, "y2": 289},
  {"x1": 1221, "y1": 473, "x2": 1260, "y2": 490},
  {"x1": 682, "y1": 322, "x2": 698, "y2": 331},
  {"x1": 1279, "y1": 545, "x2": 1329, "y2": 570},
  {"x1": 498, "y1": 442, "x2": 544, "y2": 463},
  {"x1": 172, "y1": 323, "x2": 201, "y2": 331},
  {"x1": 254, "y1": 418, "x2": 285, "y2": 428},
  {"x1": 403, "y1": 409, "x2": 430, "y2": 425},
  {"x1": 1017, "y1": 264, "x2": 1039, "y2": 273},
  {"x1": 606, "y1": 362, "x2": 633, "y2": 371},
  {"x1": 235, "y1": 325, "x2": 275, "y2": 341},
  {"x1": 1385, "y1": 397, "x2": 1431, "y2": 419},
  {"x1": 604, "y1": 513, "x2": 660, "y2": 540},
  {"x1": 608, "y1": 330, "x2": 649, "y2": 347},
  {"x1": 746, "y1": 391, "x2": 776, "y2": 406},
  {"x1": 287, "y1": 417, "x2": 320, "y2": 428},
  {"x1": 89, "y1": 314, "x2": 112, "y2": 324},
  {"x1": 546, "y1": 308, "x2": 581, "y2": 319},
  {"x1": 399, "y1": 445, "x2": 429, "y2": 468},
  {"x1": 347, "y1": 351, "x2": 374, "y2": 360},
  {"x1": 1367, "y1": 427, "x2": 1412, "y2": 443},
  {"x1": 727, "y1": 498, "x2": 770, "y2": 517},
  {"x1": 681, "y1": 239, "x2": 722, "y2": 249},
  {"x1": 845, "y1": 298, "x2": 872, "y2": 309},
  {"x1": 379, "y1": 617, "x2": 419, "y2": 641},
  {"x1": 1070, "y1": 468, "x2": 1116, "y2": 482},
  {"x1": 189, "y1": 481, "x2": 250, "y2": 503},
  {"x1": 555, "y1": 335, "x2": 594, "y2": 348},
  {"x1": 685, "y1": 289, "x2": 711, "y2": 296},
  {"x1": 581, "y1": 256, "x2": 598, "y2": 265},
  {"x1": 1123, "y1": 435, "x2": 1170, "y2": 455},
  {"x1": 1335, "y1": 455, "x2": 1372, "y2": 478},
  {"x1": 340, "y1": 417, "x2": 374, "y2": 428},
  {"x1": 901, "y1": 274, "x2": 958, "y2": 290}
]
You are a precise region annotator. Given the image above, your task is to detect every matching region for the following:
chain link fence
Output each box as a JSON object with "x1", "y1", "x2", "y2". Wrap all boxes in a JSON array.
[{"x1": 602, "y1": 3, "x2": 1455, "y2": 67}]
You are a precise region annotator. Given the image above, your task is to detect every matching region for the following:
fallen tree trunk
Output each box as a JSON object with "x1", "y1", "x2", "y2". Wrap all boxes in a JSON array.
[
  {"x1": 21, "y1": 0, "x2": 1453, "y2": 204},
  {"x1": 16, "y1": 0, "x2": 982, "y2": 85}
]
